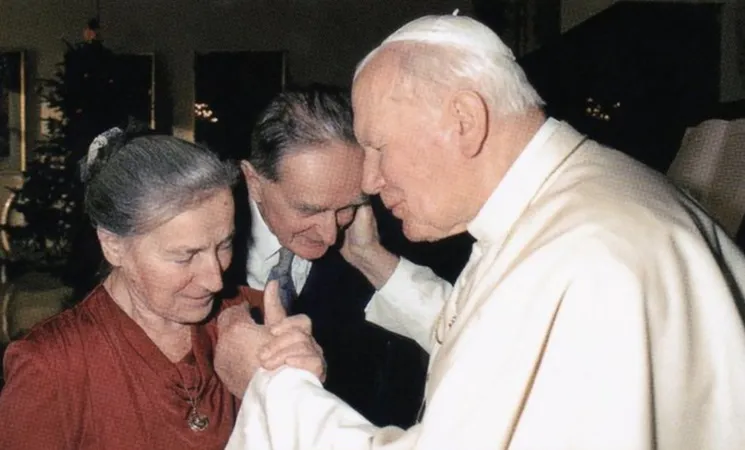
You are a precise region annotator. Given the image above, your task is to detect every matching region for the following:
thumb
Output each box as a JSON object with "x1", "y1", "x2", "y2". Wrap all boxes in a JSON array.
[
  {"x1": 356, "y1": 203, "x2": 374, "y2": 221},
  {"x1": 263, "y1": 279, "x2": 287, "y2": 326},
  {"x1": 356, "y1": 204, "x2": 378, "y2": 235}
]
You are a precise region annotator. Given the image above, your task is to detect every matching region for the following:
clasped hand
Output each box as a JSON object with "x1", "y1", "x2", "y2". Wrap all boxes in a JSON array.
[{"x1": 214, "y1": 281, "x2": 326, "y2": 397}]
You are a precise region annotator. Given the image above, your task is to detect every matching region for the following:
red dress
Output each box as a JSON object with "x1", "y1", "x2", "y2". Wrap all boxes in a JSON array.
[{"x1": 0, "y1": 284, "x2": 263, "y2": 450}]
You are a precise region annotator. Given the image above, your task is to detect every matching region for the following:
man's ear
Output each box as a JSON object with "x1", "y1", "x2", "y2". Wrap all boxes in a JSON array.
[
  {"x1": 240, "y1": 160, "x2": 264, "y2": 203},
  {"x1": 97, "y1": 228, "x2": 125, "y2": 268},
  {"x1": 447, "y1": 89, "x2": 488, "y2": 158}
]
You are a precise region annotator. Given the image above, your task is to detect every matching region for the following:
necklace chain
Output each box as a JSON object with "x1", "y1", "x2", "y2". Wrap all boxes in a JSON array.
[{"x1": 177, "y1": 363, "x2": 209, "y2": 432}]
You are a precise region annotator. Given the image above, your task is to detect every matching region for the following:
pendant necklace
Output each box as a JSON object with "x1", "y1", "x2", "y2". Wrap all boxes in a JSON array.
[
  {"x1": 186, "y1": 392, "x2": 209, "y2": 432},
  {"x1": 178, "y1": 364, "x2": 209, "y2": 432}
]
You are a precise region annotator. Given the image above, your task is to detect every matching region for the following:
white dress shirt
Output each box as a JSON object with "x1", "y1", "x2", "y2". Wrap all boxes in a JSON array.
[
  {"x1": 246, "y1": 199, "x2": 313, "y2": 293},
  {"x1": 227, "y1": 119, "x2": 745, "y2": 450}
]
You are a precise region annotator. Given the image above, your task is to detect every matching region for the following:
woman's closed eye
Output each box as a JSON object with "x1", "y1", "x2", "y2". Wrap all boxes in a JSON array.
[{"x1": 174, "y1": 254, "x2": 195, "y2": 265}]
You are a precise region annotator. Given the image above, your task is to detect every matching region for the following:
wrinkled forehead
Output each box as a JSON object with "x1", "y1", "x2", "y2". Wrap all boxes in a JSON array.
[
  {"x1": 274, "y1": 143, "x2": 365, "y2": 207},
  {"x1": 352, "y1": 52, "x2": 401, "y2": 144}
]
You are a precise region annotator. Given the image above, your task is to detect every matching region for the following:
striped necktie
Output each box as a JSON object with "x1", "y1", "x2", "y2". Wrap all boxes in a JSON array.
[{"x1": 267, "y1": 247, "x2": 297, "y2": 312}]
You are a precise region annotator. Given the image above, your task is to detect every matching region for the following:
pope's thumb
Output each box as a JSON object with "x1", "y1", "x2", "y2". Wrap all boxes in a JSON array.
[{"x1": 357, "y1": 203, "x2": 374, "y2": 220}]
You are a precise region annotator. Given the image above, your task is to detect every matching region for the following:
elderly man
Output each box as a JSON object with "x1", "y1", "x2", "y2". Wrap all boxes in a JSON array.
[
  {"x1": 235, "y1": 85, "x2": 465, "y2": 426},
  {"x1": 219, "y1": 15, "x2": 745, "y2": 449}
]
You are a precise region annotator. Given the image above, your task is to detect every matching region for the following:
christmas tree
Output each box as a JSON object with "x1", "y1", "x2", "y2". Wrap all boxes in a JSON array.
[{"x1": 7, "y1": 20, "x2": 143, "y2": 289}]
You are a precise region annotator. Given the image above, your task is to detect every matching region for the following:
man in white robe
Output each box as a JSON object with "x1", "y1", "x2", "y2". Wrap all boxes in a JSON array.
[{"x1": 217, "y1": 14, "x2": 745, "y2": 449}]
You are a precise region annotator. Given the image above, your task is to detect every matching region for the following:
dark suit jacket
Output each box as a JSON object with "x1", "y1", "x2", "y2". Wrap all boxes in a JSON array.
[{"x1": 290, "y1": 197, "x2": 472, "y2": 427}]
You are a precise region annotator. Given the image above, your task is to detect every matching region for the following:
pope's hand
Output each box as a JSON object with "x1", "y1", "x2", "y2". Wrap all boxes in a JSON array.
[
  {"x1": 260, "y1": 280, "x2": 327, "y2": 382},
  {"x1": 340, "y1": 204, "x2": 400, "y2": 289},
  {"x1": 214, "y1": 281, "x2": 327, "y2": 397},
  {"x1": 340, "y1": 204, "x2": 381, "y2": 263}
]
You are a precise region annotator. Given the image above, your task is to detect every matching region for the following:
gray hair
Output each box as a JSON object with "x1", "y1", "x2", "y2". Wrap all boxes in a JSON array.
[
  {"x1": 81, "y1": 133, "x2": 239, "y2": 236},
  {"x1": 354, "y1": 15, "x2": 544, "y2": 116},
  {"x1": 246, "y1": 85, "x2": 357, "y2": 182}
]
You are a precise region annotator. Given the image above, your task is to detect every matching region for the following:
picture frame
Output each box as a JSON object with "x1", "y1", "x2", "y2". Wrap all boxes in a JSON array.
[
  {"x1": 114, "y1": 52, "x2": 156, "y2": 130},
  {"x1": 0, "y1": 50, "x2": 27, "y2": 173}
]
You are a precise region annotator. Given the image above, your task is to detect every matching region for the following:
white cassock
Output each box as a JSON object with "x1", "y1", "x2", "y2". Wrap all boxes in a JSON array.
[{"x1": 226, "y1": 119, "x2": 745, "y2": 450}]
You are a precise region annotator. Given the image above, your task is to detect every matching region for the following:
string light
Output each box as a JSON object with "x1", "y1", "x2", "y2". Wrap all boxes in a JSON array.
[
  {"x1": 584, "y1": 97, "x2": 620, "y2": 122},
  {"x1": 194, "y1": 103, "x2": 218, "y2": 123}
]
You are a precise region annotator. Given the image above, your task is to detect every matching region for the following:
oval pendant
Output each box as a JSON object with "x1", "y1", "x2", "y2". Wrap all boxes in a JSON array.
[{"x1": 188, "y1": 409, "x2": 209, "y2": 432}]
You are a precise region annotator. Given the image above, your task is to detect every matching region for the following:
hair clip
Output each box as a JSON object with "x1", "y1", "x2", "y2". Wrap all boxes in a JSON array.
[
  {"x1": 452, "y1": 8, "x2": 459, "y2": 16},
  {"x1": 87, "y1": 127, "x2": 124, "y2": 166}
]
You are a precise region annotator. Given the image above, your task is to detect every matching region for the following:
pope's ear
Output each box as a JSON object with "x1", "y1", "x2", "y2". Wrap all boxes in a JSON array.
[
  {"x1": 447, "y1": 89, "x2": 488, "y2": 158},
  {"x1": 97, "y1": 228, "x2": 125, "y2": 267},
  {"x1": 240, "y1": 160, "x2": 264, "y2": 203}
]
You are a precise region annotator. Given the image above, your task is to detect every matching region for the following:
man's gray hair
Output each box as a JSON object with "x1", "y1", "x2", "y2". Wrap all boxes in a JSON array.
[
  {"x1": 354, "y1": 15, "x2": 544, "y2": 116},
  {"x1": 247, "y1": 85, "x2": 357, "y2": 182},
  {"x1": 82, "y1": 134, "x2": 239, "y2": 236}
]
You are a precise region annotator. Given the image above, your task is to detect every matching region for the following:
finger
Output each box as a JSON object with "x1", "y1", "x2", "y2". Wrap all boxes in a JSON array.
[
  {"x1": 260, "y1": 342, "x2": 317, "y2": 369},
  {"x1": 355, "y1": 203, "x2": 375, "y2": 223},
  {"x1": 263, "y1": 280, "x2": 287, "y2": 326},
  {"x1": 269, "y1": 315, "x2": 312, "y2": 336},
  {"x1": 259, "y1": 330, "x2": 310, "y2": 358},
  {"x1": 355, "y1": 204, "x2": 379, "y2": 234},
  {"x1": 259, "y1": 332, "x2": 324, "y2": 362}
]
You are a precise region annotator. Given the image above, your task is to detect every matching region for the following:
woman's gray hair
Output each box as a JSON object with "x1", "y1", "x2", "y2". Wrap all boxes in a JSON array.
[{"x1": 81, "y1": 132, "x2": 239, "y2": 236}]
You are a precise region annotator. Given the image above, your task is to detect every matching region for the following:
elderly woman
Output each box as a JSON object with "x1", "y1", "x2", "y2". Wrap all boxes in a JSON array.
[{"x1": 0, "y1": 129, "x2": 320, "y2": 449}]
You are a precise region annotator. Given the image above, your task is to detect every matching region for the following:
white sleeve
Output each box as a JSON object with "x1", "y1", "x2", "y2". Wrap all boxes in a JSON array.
[
  {"x1": 364, "y1": 257, "x2": 452, "y2": 352},
  {"x1": 226, "y1": 367, "x2": 421, "y2": 450}
]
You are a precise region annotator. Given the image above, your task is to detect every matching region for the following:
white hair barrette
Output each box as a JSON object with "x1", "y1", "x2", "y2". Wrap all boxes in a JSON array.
[
  {"x1": 452, "y1": 8, "x2": 459, "y2": 16},
  {"x1": 87, "y1": 127, "x2": 124, "y2": 166}
]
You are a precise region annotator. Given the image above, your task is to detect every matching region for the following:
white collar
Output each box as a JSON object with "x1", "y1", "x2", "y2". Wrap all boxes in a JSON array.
[
  {"x1": 249, "y1": 198, "x2": 283, "y2": 262},
  {"x1": 467, "y1": 118, "x2": 586, "y2": 244}
]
